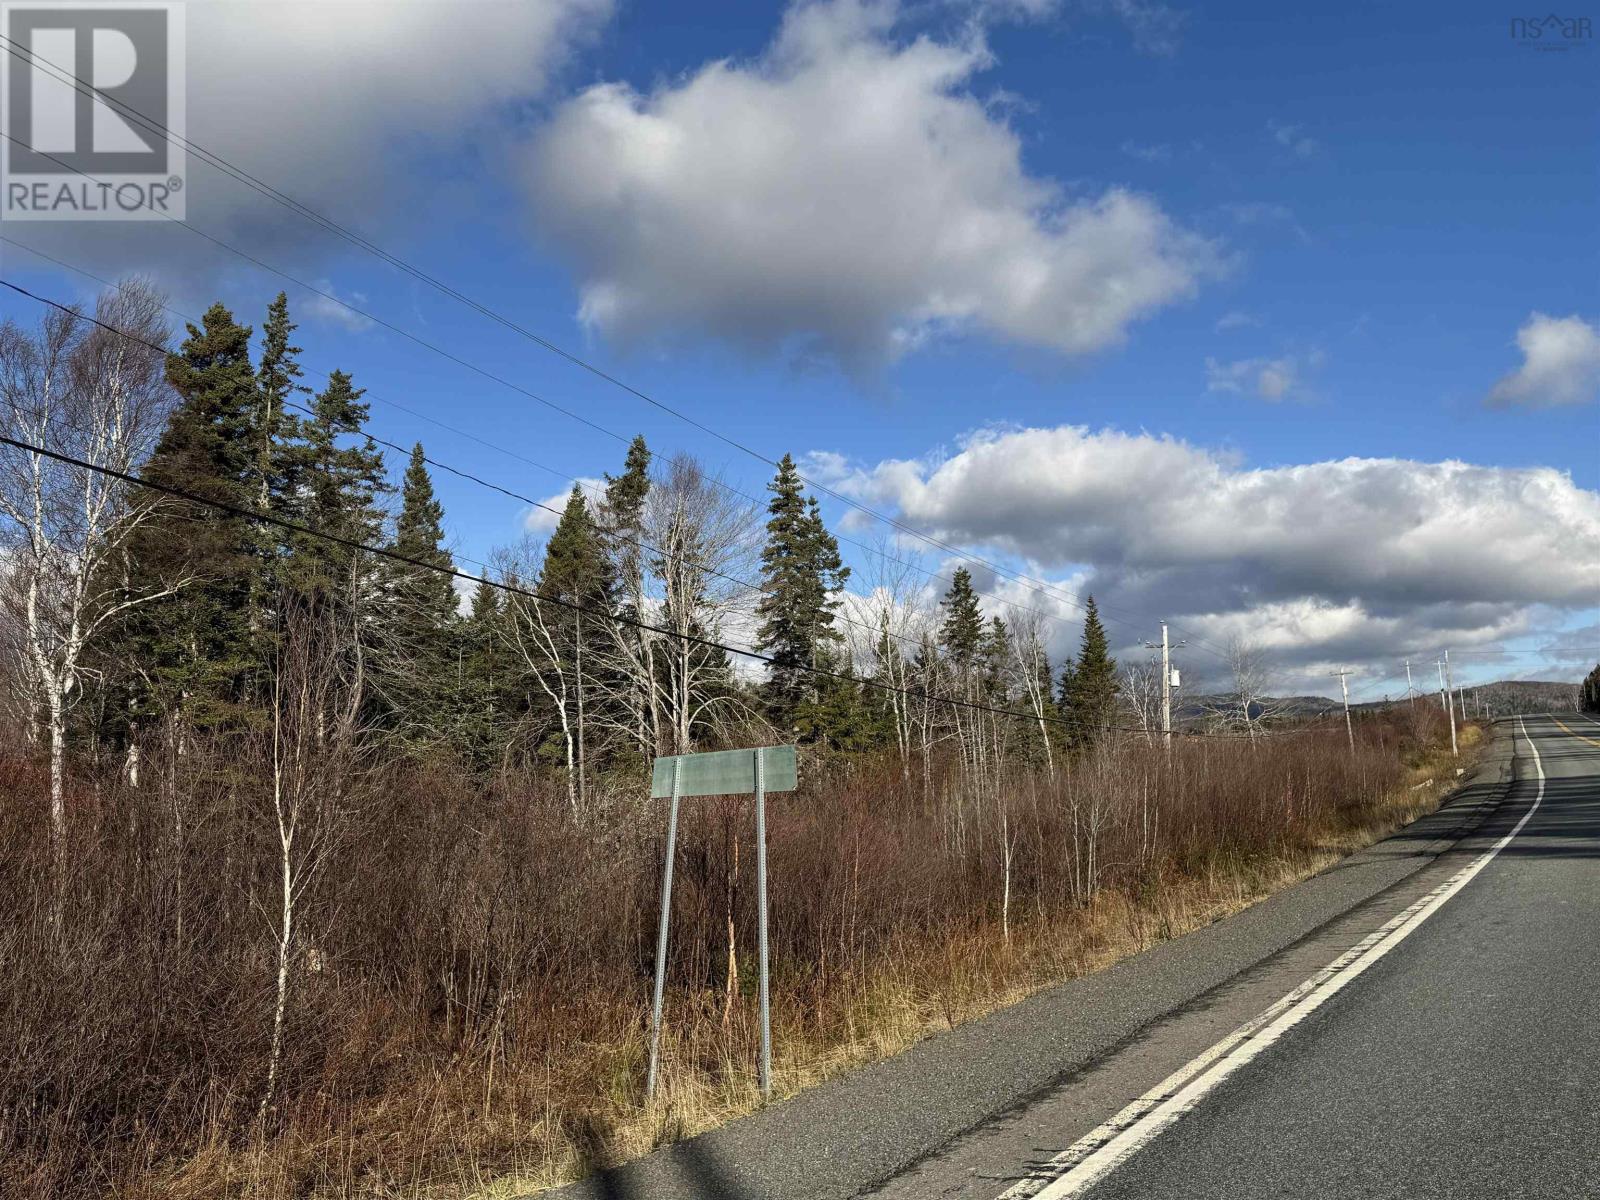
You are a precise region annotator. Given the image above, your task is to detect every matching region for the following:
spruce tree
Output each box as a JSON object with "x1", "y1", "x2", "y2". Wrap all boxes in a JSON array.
[
  {"x1": 383, "y1": 443, "x2": 458, "y2": 737},
  {"x1": 283, "y1": 370, "x2": 388, "y2": 608},
  {"x1": 755, "y1": 455, "x2": 849, "y2": 734},
  {"x1": 1063, "y1": 596, "x2": 1118, "y2": 751},
  {"x1": 938, "y1": 567, "x2": 985, "y2": 673},
  {"x1": 392, "y1": 443, "x2": 456, "y2": 620},
  {"x1": 598, "y1": 436, "x2": 654, "y2": 761},
  {"x1": 119, "y1": 303, "x2": 261, "y2": 729}
]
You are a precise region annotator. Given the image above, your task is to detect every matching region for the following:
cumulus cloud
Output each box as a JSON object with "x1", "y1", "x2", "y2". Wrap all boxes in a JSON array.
[
  {"x1": 815, "y1": 423, "x2": 1600, "y2": 689},
  {"x1": 522, "y1": 478, "x2": 606, "y2": 535},
  {"x1": 521, "y1": 0, "x2": 1215, "y2": 369},
  {"x1": 1487, "y1": 312, "x2": 1600, "y2": 407},
  {"x1": 10, "y1": 0, "x2": 612, "y2": 291},
  {"x1": 1205, "y1": 350, "x2": 1321, "y2": 400}
]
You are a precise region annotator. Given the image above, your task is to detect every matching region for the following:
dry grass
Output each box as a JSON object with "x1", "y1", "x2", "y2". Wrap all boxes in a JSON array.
[{"x1": 0, "y1": 706, "x2": 1478, "y2": 1200}]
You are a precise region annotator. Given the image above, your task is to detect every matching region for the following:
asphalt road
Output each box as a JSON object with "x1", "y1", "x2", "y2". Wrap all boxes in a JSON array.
[
  {"x1": 874, "y1": 713, "x2": 1600, "y2": 1200},
  {"x1": 548, "y1": 715, "x2": 1576, "y2": 1200}
]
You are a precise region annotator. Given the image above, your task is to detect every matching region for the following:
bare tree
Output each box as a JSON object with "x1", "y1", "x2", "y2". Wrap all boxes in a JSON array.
[
  {"x1": 644, "y1": 455, "x2": 759, "y2": 754},
  {"x1": 498, "y1": 539, "x2": 584, "y2": 814},
  {"x1": 0, "y1": 283, "x2": 179, "y2": 894},
  {"x1": 258, "y1": 596, "x2": 364, "y2": 1126},
  {"x1": 1221, "y1": 636, "x2": 1285, "y2": 740},
  {"x1": 1010, "y1": 602, "x2": 1057, "y2": 777},
  {"x1": 1118, "y1": 658, "x2": 1164, "y2": 743}
]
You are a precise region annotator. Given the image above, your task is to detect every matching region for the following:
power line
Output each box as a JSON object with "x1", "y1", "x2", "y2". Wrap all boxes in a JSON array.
[
  {"x1": 0, "y1": 252, "x2": 1207, "y2": 673},
  {"x1": 0, "y1": 272, "x2": 1023, "y2": 664},
  {"x1": 0, "y1": 422, "x2": 1308, "y2": 743},
  {"x1": 0, "y1": 37, "x2": 1238, "y2": 664}
]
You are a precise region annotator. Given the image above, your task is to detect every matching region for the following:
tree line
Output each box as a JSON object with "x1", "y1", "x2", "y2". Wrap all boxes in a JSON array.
[{"x1": 1, "y1": 284, "x2": 1139, "y2": 833}]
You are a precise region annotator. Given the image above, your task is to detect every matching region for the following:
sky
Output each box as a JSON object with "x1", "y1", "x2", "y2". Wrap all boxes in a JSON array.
[{"x1": 1, "y1": 0, "x2": 1596, "y2": 700}]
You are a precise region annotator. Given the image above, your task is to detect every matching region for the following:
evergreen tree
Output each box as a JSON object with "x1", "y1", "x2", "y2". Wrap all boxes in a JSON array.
[
  {"x1": 283, "y1": 370, "x2": 388, "y2": 607},
  {"x1": 1063, "y1": 596, "x2": 1118, "y2": 752},
  {"x1": 118, "y1": 303, "x2": 261, "y2": 729},
  {"x1": 245, "y1": 293, "x2": 307, "y2": 646},
  {"x1": 938, "y1": 567, "x2": 985, "y2": 674},
  {"x1": 600, "y1": 435, "x2": 652, "y2": 592},
  {"x1": 455, "y1": 578, "x2": 508, "y2": 767},
  {"x1": 252, "y1": 293, "x2": 306, "y2": 511},
  {"x1": 392, "y1": 443, "x2": 456, "y2": 619},
  {"x1": 598, "y1": 435, "x2": 654, "y2": 762},
  {"x1": 382, "y1": 443, "x2": 458, "y2": 737},
  {"x1": 755, "y1": 455, "x2": 849, "y2": 734},
  {"x1": 983, "y1": 616, "x2": 1013, "y2": 703},
  {"x1": 540, "y1": 485, "x2": 612, "y2": 609}
]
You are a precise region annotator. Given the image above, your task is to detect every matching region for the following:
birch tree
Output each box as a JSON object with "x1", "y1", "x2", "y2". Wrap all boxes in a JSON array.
[
  {"x1": 645, "y1": 454, "x2": 758, "y2": 754},
  {"x1": 0, "y1": 283, "x2": 178, "y2": 884}
]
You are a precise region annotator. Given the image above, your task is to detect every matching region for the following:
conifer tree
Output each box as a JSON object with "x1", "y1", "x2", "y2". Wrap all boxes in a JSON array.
[
  {"x1": 598, "y1": 435, "x2": 656, "y2": 760},
  {"x1": 382, "y1": 443, "x2": 457, "y2": 737},
  {"x1": 392, "y1": 443, "x2": 456, "y2": 620},
  {"x1": 283, "y1": 370, "x2": 388, "y2": 608},
  {"x1": 1063, "y1": 596, "x2": 1118, "y2": 751},
  {"x1": 119, "y1": 303, "x2": 260, "y2": 728},
  {"x1": 756, "y1": 454, "x2": 849, "y2": 734},
  {"x1": 938, "y1": 567, "x2": 985, "y2": 673},
  {"x1": 246, "y1": 293, "x2": 307, "y2": 646}
]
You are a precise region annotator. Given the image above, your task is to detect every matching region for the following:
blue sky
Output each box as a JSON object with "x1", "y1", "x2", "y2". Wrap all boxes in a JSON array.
[{"x1": 1, "y1": 0, "x2": 1595, "y2": 697}]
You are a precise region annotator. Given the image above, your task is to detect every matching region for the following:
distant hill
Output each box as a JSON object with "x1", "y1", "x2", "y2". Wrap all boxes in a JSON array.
[{"x1": 1177, "y1": 680, "x2": 1582, "y2": 724}]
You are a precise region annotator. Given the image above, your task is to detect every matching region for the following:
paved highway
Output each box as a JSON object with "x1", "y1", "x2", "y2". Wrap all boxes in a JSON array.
[
  {"x1": 874, "y1": 714, "x2": 1600, "y2": 1200},
  {"x1": 548, "y1": 715, "x2": 1597, "y2": 1200}
]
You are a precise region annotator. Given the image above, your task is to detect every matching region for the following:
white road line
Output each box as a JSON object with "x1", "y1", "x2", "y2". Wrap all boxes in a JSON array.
[{"x1": 1001, "y1": 717, "x2": 1547, "y2": 1200}]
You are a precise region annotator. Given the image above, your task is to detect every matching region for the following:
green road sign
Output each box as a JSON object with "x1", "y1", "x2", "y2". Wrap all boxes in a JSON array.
[{"x1": 650, "y1": 745, "x2": 797, "y2": 798}]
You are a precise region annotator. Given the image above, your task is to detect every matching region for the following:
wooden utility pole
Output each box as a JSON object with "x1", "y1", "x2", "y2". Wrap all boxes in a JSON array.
[
  {"x1": 1330, "y1": 668, "x2": 1355, "y2": 755},
  {"x1": 1436, "y1": 657, "x2": 1458, "y2": 757},
  {"x1": 1143, "y1": 623, "x2": 1184, "y2": 749}
]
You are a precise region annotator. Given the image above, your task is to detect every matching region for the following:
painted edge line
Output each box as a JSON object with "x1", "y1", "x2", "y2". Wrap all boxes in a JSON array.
[{"x1": 999, "y1": 717, "x2": 1546, "y2": 1200}]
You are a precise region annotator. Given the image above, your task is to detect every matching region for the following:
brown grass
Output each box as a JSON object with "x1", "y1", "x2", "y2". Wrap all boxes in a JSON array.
[{"x1": 0, "y1": 705, "x2": 1477, "y2": 1199}]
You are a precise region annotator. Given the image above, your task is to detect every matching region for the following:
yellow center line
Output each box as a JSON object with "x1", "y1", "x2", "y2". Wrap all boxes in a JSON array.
[{"x1": 1551, "y1": 715, "x2": 1600, "y2": 749}]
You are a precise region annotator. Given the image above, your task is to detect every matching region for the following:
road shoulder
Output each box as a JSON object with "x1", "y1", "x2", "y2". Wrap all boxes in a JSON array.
[{"x1": 544, "y1": 725, "x2": 1519, "y2": 1200}]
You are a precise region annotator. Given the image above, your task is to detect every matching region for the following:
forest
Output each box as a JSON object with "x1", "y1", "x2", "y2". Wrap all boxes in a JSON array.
[{"x1": 0, "y1": 285, "x2": 1467, "y2": 1198}]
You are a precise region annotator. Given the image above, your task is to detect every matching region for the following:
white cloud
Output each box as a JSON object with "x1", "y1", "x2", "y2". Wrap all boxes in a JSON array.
[
  {"x1": 302, "y1": 281, "x2": 375, "y2": 332},
  {"x1": 522, "y1": 477, "x2": 606, "y2": 535},
  {"x1": 521, "y1": 0, "x2": 1216, "y2": 369},
  {"x1": 1120, "y1": 139, "x2": 1172, "y2": 162},
  {"x1": 1214, "y1": 310, "x2": 1257, "y2": 332},
  {"x1": 1267, "y1": 120, "x2": 1318, "y2": 159},
  {"x1": 14, "y1": 0, "x2": 612, "y2": 290},
  {"x1": 816, "y1": 423, "x2": 1600, "y2": 687},
  {"x1": 1205, "y1": 351, "x2": 1320, "y2": 400},
  {"x1": 1487, "y1": 312, "x2": 1600, "y2": 407}
]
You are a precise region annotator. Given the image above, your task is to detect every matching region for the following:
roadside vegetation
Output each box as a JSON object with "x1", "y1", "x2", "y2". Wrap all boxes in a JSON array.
[{"x1": 0, "y1": 287, "x2": 1482, "y2": 1198}]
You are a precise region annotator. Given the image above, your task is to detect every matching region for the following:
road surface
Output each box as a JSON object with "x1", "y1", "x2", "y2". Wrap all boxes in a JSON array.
[
  {"x1": 873, "y1": 713, "x2": 1600, "y2": 1200},
  {"x1": 548, "y1": 715, "x2": 1597, "y2": 1200}
]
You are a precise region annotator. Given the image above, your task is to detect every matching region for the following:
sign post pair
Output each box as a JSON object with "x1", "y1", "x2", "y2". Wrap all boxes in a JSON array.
[{"x1": 645, "y1": 744, "x2": 797, "y2": 1104}]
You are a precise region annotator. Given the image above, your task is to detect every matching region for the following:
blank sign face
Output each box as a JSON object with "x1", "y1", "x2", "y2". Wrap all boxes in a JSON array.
[{"x1": 651, "y1": 745, "x2": 798, "y2": 797}]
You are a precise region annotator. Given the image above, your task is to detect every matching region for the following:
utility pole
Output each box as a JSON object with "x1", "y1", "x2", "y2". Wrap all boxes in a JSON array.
[
  {"x1": 1143, "y1": 623, "x2": 1184, "y2": 749},
  {"x1": 1404, "y1": 659, "x2": 1416, "y2": 708},
  {"x1": 1330, "y1": 668, "x2": 1355, "y2": 755},
  {"x1": 1436, "y1": 657, "x2": 1458, "y2": 757}
]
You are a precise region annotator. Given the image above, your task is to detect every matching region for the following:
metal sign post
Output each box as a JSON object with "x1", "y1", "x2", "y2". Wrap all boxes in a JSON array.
[
  {"x1": 644, "y1": 744, "x2": 796, "y2": 1104},
  {"x1": 644, "y1": 757, "x2": 681, "y2": 1102},
  {"x1": 754, "y1": 748, "x2": 771, "y2": 1101}
]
